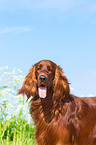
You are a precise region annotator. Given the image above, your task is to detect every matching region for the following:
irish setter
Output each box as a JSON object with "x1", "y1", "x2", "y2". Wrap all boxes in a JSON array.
[{"x1": 18, "y1": 60, "x2": 96, "y2": 145}]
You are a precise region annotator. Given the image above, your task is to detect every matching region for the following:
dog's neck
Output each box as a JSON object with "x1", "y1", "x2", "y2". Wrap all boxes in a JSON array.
[
  {"x1": 40, "y1": 88, "x2": 72, "y2": 123},
  {"x1": 41, "y1": 86, "x2": 54, "y2": 123},
  {"x1": 31, "y1": 87, "x2": 71, "y2": 124}
]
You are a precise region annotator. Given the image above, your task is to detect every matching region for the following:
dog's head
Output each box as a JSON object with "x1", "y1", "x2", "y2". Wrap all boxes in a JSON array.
[{"x1": 18, "y1": 60, "x2": 70, "y2": 99}]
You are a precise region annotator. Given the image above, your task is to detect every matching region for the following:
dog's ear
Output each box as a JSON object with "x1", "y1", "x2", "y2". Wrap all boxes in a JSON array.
[
  {"x1": 53, "y1": 65, "x2": 70, "y2": 99},
  {"x1": 18, "y1": 64, "x2": 37, "y2": 98}
]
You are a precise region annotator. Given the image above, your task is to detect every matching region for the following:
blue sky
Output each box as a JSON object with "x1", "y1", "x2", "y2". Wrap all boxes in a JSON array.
[{"x1": 0, "y1": 0, "x2": 96, "y2": 96}]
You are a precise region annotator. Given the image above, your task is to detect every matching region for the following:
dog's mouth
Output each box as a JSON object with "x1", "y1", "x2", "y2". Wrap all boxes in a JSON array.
[{"x1": 38, "y1": 85, "x2": 48, "y2": 98}]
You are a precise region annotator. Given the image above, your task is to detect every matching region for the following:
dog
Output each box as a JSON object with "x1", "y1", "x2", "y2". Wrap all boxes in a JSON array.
[{"x1": 18, "y1": 60, "x2": 96, "y2": 145}]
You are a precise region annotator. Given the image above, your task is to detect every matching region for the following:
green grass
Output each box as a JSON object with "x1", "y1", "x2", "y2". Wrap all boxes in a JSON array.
[
  {"x1": 0, "y1": 114, "x2": 36, "y2": 145},
  {"x1": 0, "y1": 113, "x2": 36, "y2": 145},
  {"x1": 0, "y1": 67, "x2": 36, "y2": 145}
]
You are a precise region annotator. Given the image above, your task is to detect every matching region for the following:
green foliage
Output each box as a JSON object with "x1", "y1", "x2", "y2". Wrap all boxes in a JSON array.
[{"x1": 0, "y1": 66, "x2": 36, "y2": 145}]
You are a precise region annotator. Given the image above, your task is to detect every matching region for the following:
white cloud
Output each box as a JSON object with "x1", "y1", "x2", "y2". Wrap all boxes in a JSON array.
[{"x1": 0, "y1": 27, "x2": 31, "y2": 34}]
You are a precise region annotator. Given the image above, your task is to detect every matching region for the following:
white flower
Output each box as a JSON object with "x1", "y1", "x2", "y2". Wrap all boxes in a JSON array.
[
  {"x1": 2, "y1": 98, "x2": 8, "y2": 101},
  {"x1": 17, "y1": 69, "x2": 22, "y2": 74},
  {"x1": 17, "y1": 104, "x2": 24, "y2": 110},
  {"x1": 70, "y1": 87, "x2": 74, "y2": 91},
  {"x1": 7, "y1": 102, "x2": 14, "y2": 108},
  {"x1": 4, "y1": 66, "x2": 8, "y2": 71}
]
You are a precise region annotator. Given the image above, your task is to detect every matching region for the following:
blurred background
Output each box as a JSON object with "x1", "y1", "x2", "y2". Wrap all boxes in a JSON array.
[{"x1": 0, "y1": 0, "x2": 96, "y2": 96}]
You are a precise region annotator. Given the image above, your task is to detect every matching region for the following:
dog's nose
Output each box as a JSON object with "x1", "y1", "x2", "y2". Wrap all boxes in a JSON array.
[{"x1": 39, "y1": 75, "x2": 47, "y2": 82}]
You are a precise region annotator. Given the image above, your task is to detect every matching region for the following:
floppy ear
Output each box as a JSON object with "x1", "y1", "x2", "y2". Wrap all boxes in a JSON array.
[
  {"x1": 18, "y1": 64, "x2": 37, "y2": 98},
  {"x1": 53, "y1": 65, "x2": 70, "y2": 99}
]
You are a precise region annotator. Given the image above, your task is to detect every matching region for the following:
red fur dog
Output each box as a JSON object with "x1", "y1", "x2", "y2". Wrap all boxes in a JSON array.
[{"x1": 19, "y1": 60, "x2": 96, "y2": 145}]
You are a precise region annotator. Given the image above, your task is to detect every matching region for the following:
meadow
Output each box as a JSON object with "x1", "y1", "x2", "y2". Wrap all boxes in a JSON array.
[{"x1": 0, "y1": 66, "x2": 35, "y2": 145}]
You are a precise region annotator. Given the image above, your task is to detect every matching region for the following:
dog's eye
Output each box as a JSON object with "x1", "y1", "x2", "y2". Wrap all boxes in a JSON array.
[
  {"x1": 49, "y1": 68, "x2": 52, "y2": 72},
  {"x1": 37, "y1": 68, "x2": 41, "y2": 70}
]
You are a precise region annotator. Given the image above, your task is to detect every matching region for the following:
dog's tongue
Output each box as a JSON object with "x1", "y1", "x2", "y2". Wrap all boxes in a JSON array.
[{"x1": 38, "y1": 87, "x2": 47, "y2": 98}]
